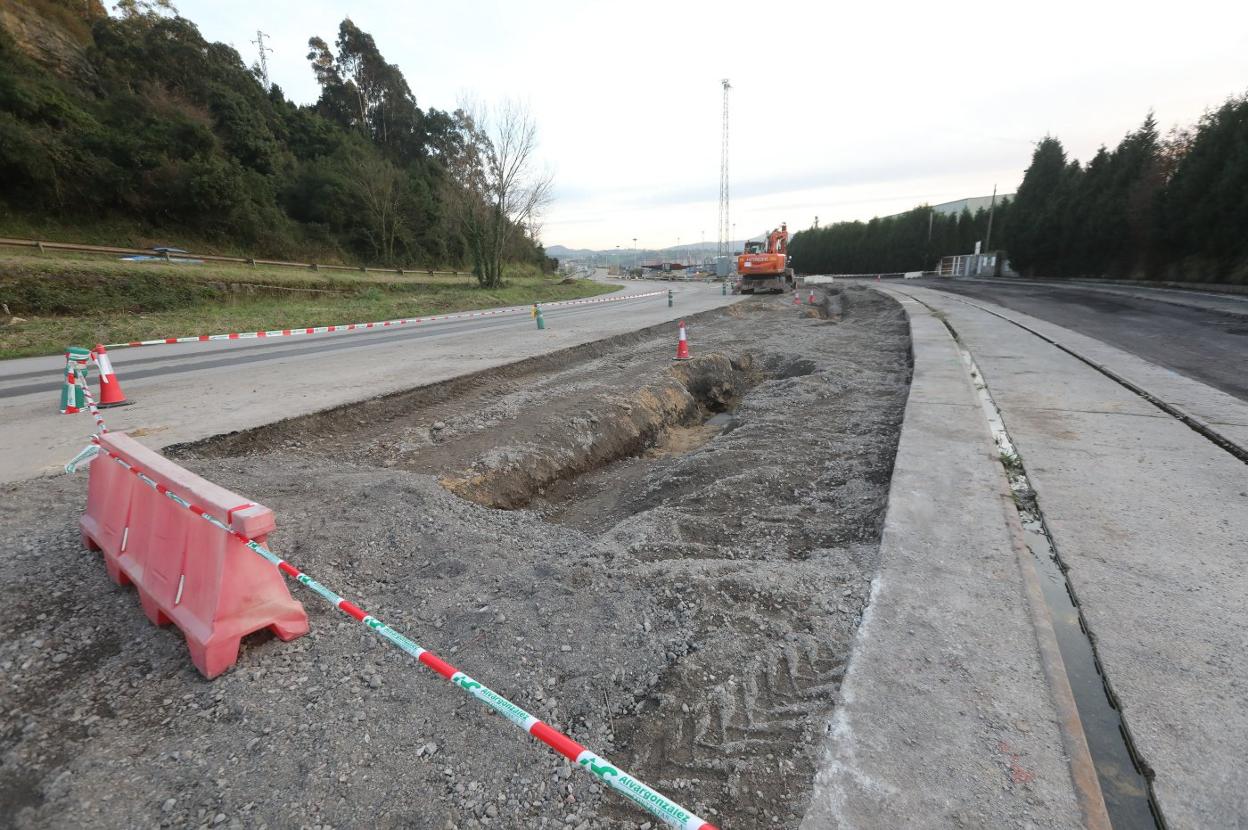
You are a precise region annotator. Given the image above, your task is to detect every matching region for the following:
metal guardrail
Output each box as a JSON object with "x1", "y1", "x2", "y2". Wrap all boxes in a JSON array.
[{"x1": 0, "y1": 237, "x2": 467, "y2": 278}]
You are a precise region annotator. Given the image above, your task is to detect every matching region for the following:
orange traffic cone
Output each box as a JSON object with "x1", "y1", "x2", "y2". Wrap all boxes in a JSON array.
[
  {"x1": 93, "y1": 344, "x2": 132, "y2": 408},
  {"x1": 673, "y1": 320, "x2": 691, "y2": 361},
  {"x1": 808, "y1": 289, "x2": 816, "y2": 305}
]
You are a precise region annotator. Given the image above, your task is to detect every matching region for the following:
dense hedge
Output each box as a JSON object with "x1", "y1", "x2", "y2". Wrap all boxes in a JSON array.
[{"x1": 789, "y1": 203, "x2": 1004, "y2": 275}]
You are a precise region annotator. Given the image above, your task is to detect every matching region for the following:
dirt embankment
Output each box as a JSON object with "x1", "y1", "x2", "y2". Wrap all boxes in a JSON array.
[{"x1": 0, "y1": 287, "x2": 911, "y2": 829}]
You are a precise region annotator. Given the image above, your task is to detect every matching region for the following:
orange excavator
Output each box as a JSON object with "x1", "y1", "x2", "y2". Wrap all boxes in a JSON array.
[{"x1": 736, "y1": 223, "x2": 794, "y2": 293}]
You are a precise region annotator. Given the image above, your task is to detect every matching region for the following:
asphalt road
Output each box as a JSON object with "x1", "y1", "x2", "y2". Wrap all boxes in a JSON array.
[
  {"x1": 910, "y1": 278, "x2": 1248, "y2": 401},
  {"x1": 0, "y1": 276, "x2": 740, "y2": 482},
  {"x1": 0, "y1": 288, "x2": 676, "y2": 400}
]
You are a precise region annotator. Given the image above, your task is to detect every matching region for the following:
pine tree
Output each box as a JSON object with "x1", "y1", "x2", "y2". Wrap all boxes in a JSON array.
[
  {"x1": 1162, "y1": 93, "x2": 1248, "y2": 281},
  {"x1": 1006, "y1": 137, "x2": 1078, "y2": 275}
]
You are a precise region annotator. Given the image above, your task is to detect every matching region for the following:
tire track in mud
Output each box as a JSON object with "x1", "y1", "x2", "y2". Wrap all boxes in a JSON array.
[
  {"x1": 2, "y1": 288, "x2": 911, "y2": 829},
  {"x1": 184, "y1": 287, "x2": 911, "y2": 828}
]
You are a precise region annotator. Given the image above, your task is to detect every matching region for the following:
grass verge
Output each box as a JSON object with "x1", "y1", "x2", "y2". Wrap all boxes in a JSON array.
[{"x1": 0, "y1": 254, "x2": 615, "y2": 358}]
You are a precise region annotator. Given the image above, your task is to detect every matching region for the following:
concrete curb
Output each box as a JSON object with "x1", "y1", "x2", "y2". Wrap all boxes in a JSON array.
[
  {"x1": 993, "y1": 429, "x2": 1112, "y2": 830},
  {"x1": 800, "y1": 289, "x2": 1105, "y2": 828},
  {"x1": 904, "y1": 288, "x2": 1113, "y2": 827},
  {"x1": 883, "y1": 284, "x2": 1248, "y2": 826},
  {"x1": 886, "y1": 286, "x2": 1111, "y2": 826}
]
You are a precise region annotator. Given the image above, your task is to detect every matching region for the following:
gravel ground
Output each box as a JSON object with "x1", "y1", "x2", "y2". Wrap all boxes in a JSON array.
[{"x1": 0, "y1": 287, "x2": 911, "y2": 829}]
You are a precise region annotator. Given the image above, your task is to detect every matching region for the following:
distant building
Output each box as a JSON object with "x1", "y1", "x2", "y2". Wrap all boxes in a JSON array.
[
  {"x1": 884, "y1": 195, "x2": 1011, "y2": 219},
  {"x1": 927, "y1": 194, "x2": 1012, "y2": 216}
]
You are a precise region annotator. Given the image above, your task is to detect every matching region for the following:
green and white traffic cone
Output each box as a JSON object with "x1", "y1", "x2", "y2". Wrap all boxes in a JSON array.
[
  {"x1": 668, "y1": 289, "x2": 673, "y2": 308},
  {"x1": 59, "y1": 347, "x2": 90, "y2": 414},
  {"x1": 536, "y1": 305, "x2": 546, "y2": 330},
  {"x1": 721, "y1": 281, "x2": 727, "y2": 296}
]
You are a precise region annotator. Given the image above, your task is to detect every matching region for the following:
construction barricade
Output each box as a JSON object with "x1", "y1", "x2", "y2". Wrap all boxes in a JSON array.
[{"x1": 79, "y1": 432, "x2": 308, "y2": 678}]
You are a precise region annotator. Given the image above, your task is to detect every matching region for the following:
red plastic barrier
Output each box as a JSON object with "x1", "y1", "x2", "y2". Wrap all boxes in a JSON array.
[{"x1": 79, "y1": 433, "x2": 308, "y2": 678}]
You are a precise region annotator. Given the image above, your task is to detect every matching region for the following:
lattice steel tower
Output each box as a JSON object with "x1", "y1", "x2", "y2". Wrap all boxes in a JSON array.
[
  {"x1": 717, "y1": 79, "x2": 732, "y2": 256},
  {"x1": 252, "y1": 30, "x2": 274, "y2": 90}
]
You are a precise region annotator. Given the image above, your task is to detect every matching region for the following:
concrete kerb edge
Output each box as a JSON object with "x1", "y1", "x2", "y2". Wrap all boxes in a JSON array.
[
  {"x1": 995, "y1": 481, "x2": 1112, "y2": 830},
  {"x1": 871, "y1": 284, "x2": 1112, "y2": 828}
]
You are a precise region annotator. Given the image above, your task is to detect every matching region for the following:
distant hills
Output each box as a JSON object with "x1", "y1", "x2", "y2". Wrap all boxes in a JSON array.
[{"x1": 547, "y1": 241, "x2": 749, "y2": 262}]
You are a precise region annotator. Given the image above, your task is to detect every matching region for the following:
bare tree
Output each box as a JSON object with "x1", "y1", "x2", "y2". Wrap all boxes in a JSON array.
[
  {"x1": 349, "y1": 152, "x2": 406, "y2": 263},
  {"x1": 447, "y1": 100, "x2": 552, "y2": 288}
]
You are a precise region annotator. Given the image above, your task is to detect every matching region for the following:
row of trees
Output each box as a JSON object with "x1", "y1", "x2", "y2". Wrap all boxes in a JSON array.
[
  {"x1": 792, "y1": 91, "x2": 1248, "y2": 283},
  {"x1": 1008, "y1": 98, "x2": 1247, "y2": 282},
  {"x1": 788, "y1": 202, "x2": 1007, "y2": 275},
  {"x1": 0, "y1": 2, "x2": 551, "y2": 286}
]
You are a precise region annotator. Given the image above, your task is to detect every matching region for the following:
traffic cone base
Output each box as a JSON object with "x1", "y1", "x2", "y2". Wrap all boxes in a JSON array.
[
  {"x1": 673, "y1": 320, "x2": 691, "y2": 361},
  {"x1": 93, "y1": 344, "x2": 132, "y2": 408}
]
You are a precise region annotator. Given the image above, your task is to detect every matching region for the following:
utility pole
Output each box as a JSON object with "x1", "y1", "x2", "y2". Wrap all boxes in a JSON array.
[
  {"x1": 252, "y1": 30, "x2": 274, "y2": 90},
  {"x1": 984, "y1": 184, "x2": 998, "y2": 250},
  {"x1": 814, "y1": 215, "x2": 819, "y2": 229},
  {"x1": 717, "y1": 79, "x2": 731, "y2": 257}
]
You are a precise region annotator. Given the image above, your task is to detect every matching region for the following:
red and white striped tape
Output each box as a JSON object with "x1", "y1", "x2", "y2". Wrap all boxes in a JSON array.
[
  {"x1": 103, "y1": 290, "x2": 667, "y2": 350},
  {"x1": 74, "y1": 436, "x2": 718, "y2": 830},
  {"x1": 74, "y1": 352, "x2": 109, "y2": 434}
]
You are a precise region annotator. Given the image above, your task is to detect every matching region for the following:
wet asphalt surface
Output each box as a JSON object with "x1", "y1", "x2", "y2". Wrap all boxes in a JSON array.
[{"x1": 910, "y1": 279, "x2": 1248, "y2": 402}]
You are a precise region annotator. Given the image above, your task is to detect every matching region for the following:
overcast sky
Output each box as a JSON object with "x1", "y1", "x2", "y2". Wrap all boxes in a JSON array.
[{"x1": 177, "y1": 0, "x2": 1248, "y2": 250}]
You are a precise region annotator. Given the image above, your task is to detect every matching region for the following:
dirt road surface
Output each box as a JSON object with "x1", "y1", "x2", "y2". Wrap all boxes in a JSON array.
[{"x1": 0, "y1": 287, "x2": 911, "y2": 829}]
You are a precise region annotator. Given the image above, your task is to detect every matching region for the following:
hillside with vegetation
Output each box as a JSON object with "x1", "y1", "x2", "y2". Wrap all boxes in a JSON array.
[
  {"x1": 0, "y1": 0, "x2": 552, "y2": 279},
  {"x1": 791, "y1": 95, "x2": 1248, "y2": 284}
]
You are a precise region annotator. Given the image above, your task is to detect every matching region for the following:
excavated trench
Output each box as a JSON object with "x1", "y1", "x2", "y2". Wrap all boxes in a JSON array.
[
  {"x1": 179, "y1": 288, "x2": 908, "y2": 828},
  {"x1": 10, "y1": 287, "x2": 912, "y2": 830},
  {"x1": 438, "y1": 352, "x2": 825, "y2": 512}
]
